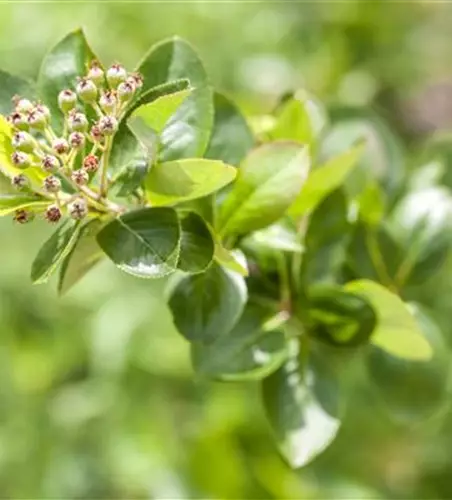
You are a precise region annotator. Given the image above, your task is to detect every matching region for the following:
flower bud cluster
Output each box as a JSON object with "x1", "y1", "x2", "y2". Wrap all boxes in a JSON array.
[{"x1": 8, "y1": 61, "x2": 142, "y2": 226}]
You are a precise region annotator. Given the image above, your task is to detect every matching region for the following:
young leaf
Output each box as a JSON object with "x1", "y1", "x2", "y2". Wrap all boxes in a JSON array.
[
  {"x1": 168, "y1": 262, "x2": 247, "y2": 343},
  {"x1": 366, "y1": 305, "x2": 450, "y2": 423},
  {"x1": 191, "y1": 304, "x2": 289, "y2": 381},
  {"x1": 217, "y1": 142, "x2": 309, "y2": 237},
  {"x1": 270, "y1": 92, "x2": 327, "y2": 146},
  {"x1": 31, "y1": 220, "x2": 81, "y2": 285},
  {"x1": 344, "y1": 280, "x2": 433, "y2": 360},
  {"x1": 0, "y1": 194, "x2": 48, "y2": 216},
  {"x1": 129, "y1": 89, "x2": 192, "y2": 136},
  {"x1": 137, "y1": 37, "x2": 214, "y2": 161},
  {"x1": 177, "y1": 211, "x2": 215, "y2": 273},
  {"x1": 262, "y1": 340, "x2": 342, "y2": 468},
  {"x1": 37, "y1": 29, "x2": 96, "y2": 130},
  {"x1": 97, "y1": 207, "x2": 180, "y2": 279},
  {"x1": 0, "y1": 69, "x2": 35, "y2": 114},
  {"x1": 214, "y1": 245, "x2": 249, "y2": 277},
  {"x1": 205, "y1": 92, "x2": 255, "y2": 165},
  {"x1": 242, "y1": 223, "x2": 304, "y2": 254},
  {"x1": 58, "y1": 219, "x2": 104, "y2": 295},
  {"x1": 144, "y1": 158, "x2": 236, "y2": 206},
  {"x1": 289, "y1": 143, "x2": 364, "y2": 217},
  {"x1": 125, "y1": 78, "x2": 190, "y2": 119}
]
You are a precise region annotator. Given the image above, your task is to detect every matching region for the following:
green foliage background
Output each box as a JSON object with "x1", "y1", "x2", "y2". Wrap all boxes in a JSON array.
[{"x1": 2, "y1": 2, "x2": 452, "y2": 498}]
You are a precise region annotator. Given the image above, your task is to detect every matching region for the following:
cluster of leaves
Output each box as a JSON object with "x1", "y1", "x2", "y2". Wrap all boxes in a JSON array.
[{"x1": 0, "y1": 29, "x2": 450, "y2": 469}]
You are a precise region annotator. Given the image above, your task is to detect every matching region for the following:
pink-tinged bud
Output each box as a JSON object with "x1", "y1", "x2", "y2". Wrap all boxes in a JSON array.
[
  {"x1": 58, "y1": 89, "x2": 77, "y2": 113},
  {"x1": 44, "y1": 175, "x2": 61, "y2": 193},
  {"x1": 106, "y1": 63, "x2": 127, "y2": 88},
  {"x1": 69, "y1": 131, "x2": 85, "y2": 149},
  {"x1": 13, "y1": 96, "x2": 34, "y2": 113},
  {"x1": 98, "y1": 115, "x2": 118, "y2": 136},
  {"x1": 35, "y1": 103, "x2": 51, "y2": 121},
  {"x1": 71, "y1": 169, "x2": 89, "y2": 186},
  {"x1": 14, "y1": 209, "x2": 34, "y2": 224},
  {"x1": 67, "y1": 111, "x2": 88, "y2": 132},
  {"x1": 52, "y1": 138, "x2": 69, "y2": 155},
  {"x1": 9, "y1": 112, "x2": 29, "y2": 131},
  {"x1": 76, "y1": 78, "x2": 97, "y2": 103},
  {"x1": 129, "y1": 72, "x2": 143, "y2": 90},
  {"x1": 12, "y1": 131, "x2": 35, "y2": 153},
  {"x1": 11, "y1": 174, "x2": 29, "y2": 190},
  {"x1": 90, "y1": 124, "x2": 103, "y2": 143},
  {"x1": 45, "y1": 205, "x2": 62, "y2": 223},
  {"x1": 27, "y1": 109, "x2": 47, "y2": 130},
  {"x1": 117, "y1": 80, "x2": 135, "y2": 102},
  {"x1": 42, "y1": 155, "x2": 60, "y2": 172},
  {"x1": 99, "y1": 90, "x2": 117, "y2": 114},
  {"x1": 11, "y1": 151, "x2": 31, "y2": 169},
  {"x1": 68, "y1": 198, "x2": 88, "y2": 220},
  {"x1": 83, "y1": 154, "x2": 99, "y2": 173},
  {"x1": 87, "y1": 60, "x2": 104, "y2": 86}
]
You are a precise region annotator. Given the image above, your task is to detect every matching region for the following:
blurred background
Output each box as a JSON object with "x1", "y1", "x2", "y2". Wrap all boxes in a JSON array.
[{"x1": 2, "y1": 1, "x2": 452, "y2": 498}]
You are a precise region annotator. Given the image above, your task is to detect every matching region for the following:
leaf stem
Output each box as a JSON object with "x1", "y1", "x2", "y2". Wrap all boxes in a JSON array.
[{"x1": 99, "y1": 135, "x2": 113, "y2": 198}]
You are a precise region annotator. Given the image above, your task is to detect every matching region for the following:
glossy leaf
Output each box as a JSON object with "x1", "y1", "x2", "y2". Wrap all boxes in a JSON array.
[
  {"x1": 168, "y1": 262, "x2": 247, "y2": 343},
  {"x1": 129, "y1": 89, "x2": 192, "y2": 135},
  {"x1": 218, "y1": 142, "x2": 310, "y2": 237},
  {"x1": 262, "y1": 339, "x2": 342, "y2": 468},
  {"x1": 289, "y1": 143, "x2": 364, "y2": 217},
  {"x1": 144, "y1": 158, "x2": 236, "y2": 206},
  {"x1": 191, "y1": 304, "x2": 289, "y2": 381},
  {"x1": 125, "y1": 78, "x2": 190, "y2": 120},
  {"x1": 97, "y1": 207, "x2": 180, "y2": 279},
  {"x1": 270, "y1": 92, "x2": 327, "y2": 146},
  {"x1": 31, "y1": 220, "x2": 81, "y2": 285},
  {"x1": 58, "y1": 219, "x2": 104, "y2": 295},
  {"x1": 214, "y1": 245, "x2": 249, "y2": 276},
  {"x1": 0, "y1": 70, "x2": 35, "y2": 114},
  {"x1": 37, "y1": 29, "x2": 96, "y2": 131},
  {"x1": 205, "y1": 92, "x2": 254, "y2": 165},
  {"x1": 320, "y1": 108, "x2": 405, "y2": 196},
  {"x1": 366, "y1": 305, "x2": 450, "y2": 423},
  {"x1": 242, "y1": 223, "x2": 303, "y2": 254},
  {"x1": 137, "y1": 37, "x2": 214, "y2": 161},
  {"x1": 344, "y1": 280, "x2": 432, "y2": 360},
  {"x1": 0, "y1": 194, "x2": 48, "y2": 216},
  {"x1": 177, "y1": 211, "x2": 215, "y2": 273},
  {"x1": 307, "y1": 286, "x2": 377, "y2": 347}
]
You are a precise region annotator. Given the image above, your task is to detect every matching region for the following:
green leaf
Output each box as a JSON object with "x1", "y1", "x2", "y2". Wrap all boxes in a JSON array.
[
  {"x1": 262, "y1": 339, "x2": 342, "y2": 468},
  {"x1": 97, "y1": 207, "x2": 180, "y2": 279},
  {"x1": 144, "y1": 158, "x2": 236, "y2": 206},
  {"x1": 366, "y1": 305, "x2": 450, "y2": 423},
  {"x1": 270, "y1": 92, "x2": 327, "y2": 146},
  {"x1": 177, "y1": 211, "x2": 214, "y2": 273},
  {"x1": 125, "y1": 78, "x2": 190, "y2": 119},
  {"x1": 355, "y1": 181, "x2": 386, "y2": 226},
  {"x1": 129, "y1": 89, "x2": 192, "y2": 136},
  {"x1": 320, "y1": 108, "x2": 405, "y2": 196},
  {"x1": 37, "y1": 29, "x2": 96, "y2": 131},
  {"x1": 58, "y1": 219, "x2": 104, "y2": 295},
  {"x1": 191, "y1": 304, "x2": 289, "y2": 381},
  {"x1": 344, "y1": 280, "x2": 433, "y2": 360},
  {"x1": 0, "y1": 69, "x2": 35, "y2": 114},
  {"x1": 137, "y1": 36, "x2": 214, "y2": 161},
  {"x1": 289, "y1": 143, "x2": 364, "y2": 217},
  {"x1": 307, "y1": 285, "x2": 377, "y2": 347},
  {"x1": 0, "y1": 194, "x2": 48, "y2": 216},
  {"x1": 31, "y1": 220, "x2": 81, "y2": 285},
  {"x1": 242, "y1": 223, "x2": 304, "y2": 255},
  {"x1": 214, "y1": 245, "x2": 248, "y2": 277},
  {"x1": 110, "y1": 122, "x2": 150, "y2": 179},
  {"x1": 218, "y1": 142, "x2": 310, "y2": 237},
  {"x1": 168, "y1": 262, "x2": 247, "y2": 343},
  {"x1": 205, "y1": 92, "x2": 254, "y2": 165}
]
